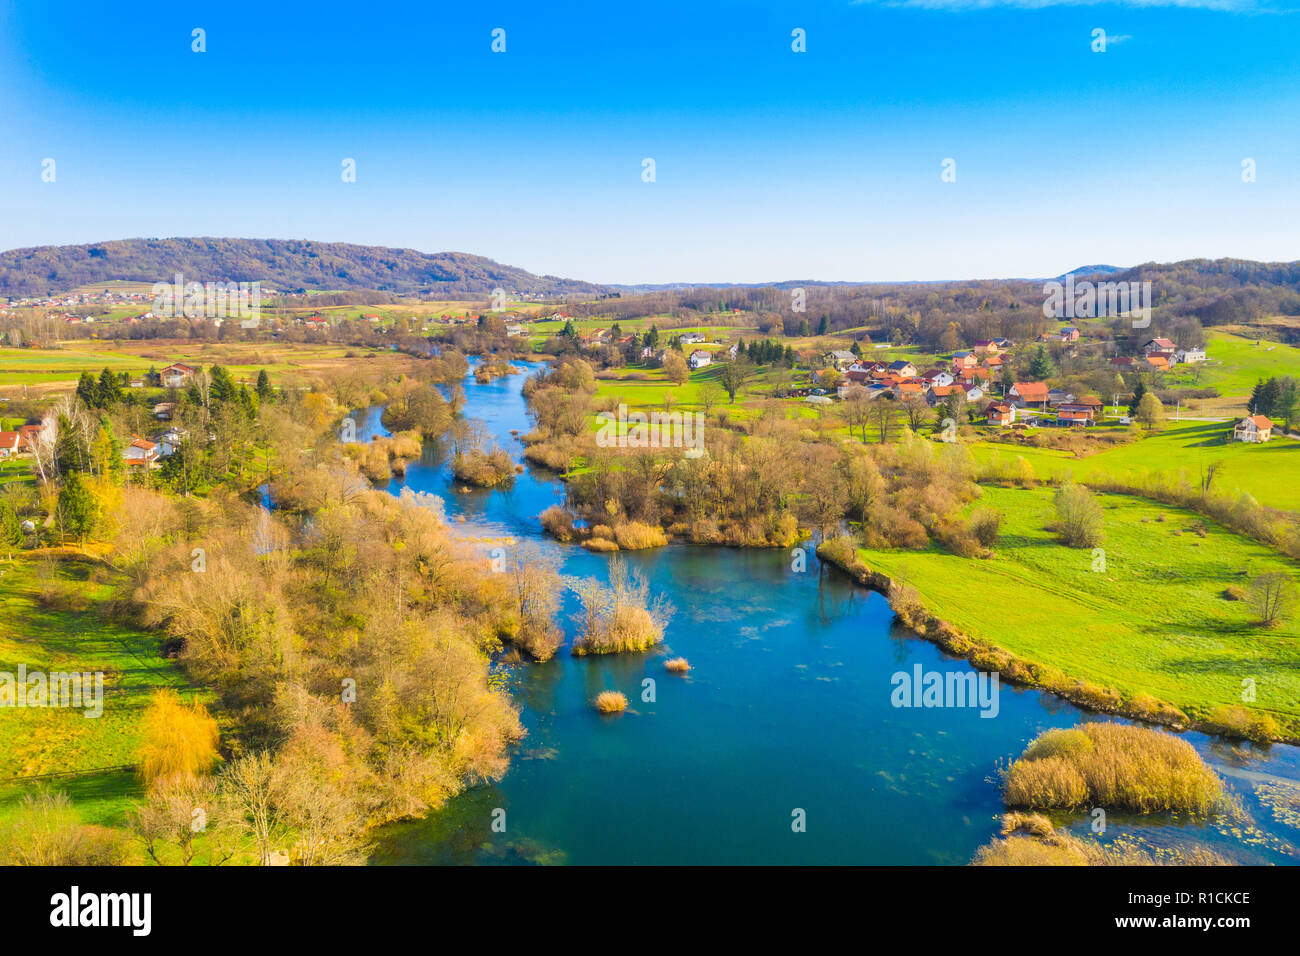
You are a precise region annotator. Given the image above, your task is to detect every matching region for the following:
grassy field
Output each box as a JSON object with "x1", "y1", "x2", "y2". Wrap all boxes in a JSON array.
[
  {"x1": 0, "y1": 557, "x2": 198, "y2": 828},
  {"x1": 0, "y1": 339, "x2": 393, "y2": 391},
  {"x1": 1161, "y1": 328, "x2": 1300, "y2": 400},
  {"x1": 969, "y1": 421, "x2": 1300, "y2": 511},
  {"x1": 855, "y1": 485, "x2": 1300, "y2": 735}
]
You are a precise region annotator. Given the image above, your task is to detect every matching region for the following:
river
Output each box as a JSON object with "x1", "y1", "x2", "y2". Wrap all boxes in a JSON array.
[{"x1": 360, "y1": 358, "x2": 1300, "y2": 865}]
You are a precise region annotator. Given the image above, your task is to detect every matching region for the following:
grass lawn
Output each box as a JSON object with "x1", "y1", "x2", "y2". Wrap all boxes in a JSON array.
[
  {"x1": 0, "y1": 557, "x2": 198, "y2": 828},
  {"x1": 855, "y1": 485, "x2": 1300, "y2": 735},
  {"x1": 969, "y1": 421, "x2": 1300, "y2": 512},
  {"x1": 1161, "y1": 329, "x2": 1300, "y2": 400}
]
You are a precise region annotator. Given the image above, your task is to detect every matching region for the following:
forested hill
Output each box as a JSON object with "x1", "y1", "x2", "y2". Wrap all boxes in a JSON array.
[{"x1": 0, "y1": 238, "x2": 610, "y2": 298}]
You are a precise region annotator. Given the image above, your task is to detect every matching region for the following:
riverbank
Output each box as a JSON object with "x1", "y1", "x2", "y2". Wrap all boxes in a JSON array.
[{"x1": 816, "y1": 490, "x2": 1300, "y2": 745}]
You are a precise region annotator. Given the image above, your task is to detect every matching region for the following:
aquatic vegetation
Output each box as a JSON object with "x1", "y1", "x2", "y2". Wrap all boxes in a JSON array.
[
  {"x1": 664, "y1": 657, "x2": 691, "y2": 674},
  {"x1": 593, "y1": 690, "x2": 628, "y2": 714},
  {"x1": 1003, "y1": 723, "x2": 1223, "y2": 814},
  {"x1": 571, "y1": 557, "x2": 674, "y2": 656},
  {"x1": 973, "y1": 813, "x2": 1231, "y2": 866}
]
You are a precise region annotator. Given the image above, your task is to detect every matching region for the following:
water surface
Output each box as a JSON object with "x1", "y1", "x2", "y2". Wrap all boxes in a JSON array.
[{"x1": 364, "y1": 360, "x2": 1300, "y2": 865}]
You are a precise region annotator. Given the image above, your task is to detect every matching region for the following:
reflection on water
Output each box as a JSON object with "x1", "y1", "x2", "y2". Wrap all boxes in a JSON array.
[{"x1": 365, "y1": 359, "x2": 1300, "y2": 865}]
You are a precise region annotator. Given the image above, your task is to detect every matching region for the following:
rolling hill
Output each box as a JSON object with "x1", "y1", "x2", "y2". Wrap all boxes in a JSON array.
[{"x1": 0, "y1": 238, "x2": 610, "y2": 298}]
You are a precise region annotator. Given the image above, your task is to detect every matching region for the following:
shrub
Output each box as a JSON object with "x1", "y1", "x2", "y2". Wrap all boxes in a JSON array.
[
  {"x1": 583, "y1": 537, "x2": 619, "y2": 552},
  {"x1": 1053, "y1": 482, "x2": 1105, "y2": 548},
  {"x1": 1204, "y1": 705, "x2": 1282, "y2": 743},
  {"x1": 593, "y1": 690, "x2": 628, "y2": 714},
  {"x1": 539, "y1": 505, "x2": 576, "y2": 542},
  {"x1": 969, "y1": 508, "x2": 1003, "y2": 548}
]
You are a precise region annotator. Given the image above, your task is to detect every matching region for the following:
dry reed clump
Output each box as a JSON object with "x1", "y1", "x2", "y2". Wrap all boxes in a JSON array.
[
  {"x1": 1003, "y1": 723, "x2": 1223, "y2": 814},
  {"x1": 570, "y1": 557, "x2": 673, "y2": 656},
  {"x1": 973, "y1": 814, "x2": 1231, "y2": 866},
  {"x1": 613, "y1": 521, "x2": 668, "y2": 550},
  {"x1": 664, "y1": 657, "x2": 690, "y2": 674},
  {"x1": 593, "y1": 690, "x2": 628, "y2": 714},
  {"x1": 583, "y1": 537, "x2": 619, "y2": 552}
]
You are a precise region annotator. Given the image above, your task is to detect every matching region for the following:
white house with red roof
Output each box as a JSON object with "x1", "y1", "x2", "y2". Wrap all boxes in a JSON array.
[{"x1": 1233, "y1": 415, "x2": 1274, "y2": 443}]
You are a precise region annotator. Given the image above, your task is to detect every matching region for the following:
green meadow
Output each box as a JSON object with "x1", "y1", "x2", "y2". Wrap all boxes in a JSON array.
[
  {"x1": 969, "y1": 421, "x2": 1300, "y2": 511},
  {"x1": 856, "y1": 485, "x2": 1300, "y2": 735},
  {"x1": 0, "y1": 558, "x2": 198, "y2": 828},
  {"x1": 1163, "y1": 329, "x2": 1300, "y2": 399}
]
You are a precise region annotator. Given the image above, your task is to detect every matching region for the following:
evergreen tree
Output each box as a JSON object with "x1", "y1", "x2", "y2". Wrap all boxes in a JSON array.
[
  {"x1": 96, "y1": 367, "x2": 122, "y2": 408},
  {"x1": 57, "y1": 470, "x2": 97, "y2": 542},
  {"x1": 209, "y1": 365, "x2": 234, "y2": 404},
  {"x1": 1129, "y1": 380, "x2": 1147, "y2": 416},
  {"x1": 1027, "y1": 346, "x2": 1054, "y2": 379},
  {"x1": 0, "y1": 499, "x2": 21, "y2": 558},
  {"x1": 255, "y1": 369, "x2": 273, "y2": 402},
  {"x1": 817, "y1": 315, "x2": 829, "y2": 336},
  {"x1": 75, "y1": 371, "x2": 99, "y2": 408}
]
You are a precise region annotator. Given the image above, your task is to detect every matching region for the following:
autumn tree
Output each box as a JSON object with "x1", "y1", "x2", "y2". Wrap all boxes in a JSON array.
[
  {"x1": 138, "y1": 690, "x2": 221, "y2": 789},
  {"x1": 662, "y1": 350, "x2": 689, "y2": 385}
]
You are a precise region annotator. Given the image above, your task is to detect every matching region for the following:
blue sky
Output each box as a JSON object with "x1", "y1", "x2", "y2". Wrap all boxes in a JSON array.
[{"x1": 1, "y1": 0, "x2": 1298, "y2": 283}]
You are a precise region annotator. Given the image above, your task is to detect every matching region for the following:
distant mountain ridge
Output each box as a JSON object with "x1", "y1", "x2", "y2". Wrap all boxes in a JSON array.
[{"x1": 0, "y1": 238, "x2": 609, "y2": 298}]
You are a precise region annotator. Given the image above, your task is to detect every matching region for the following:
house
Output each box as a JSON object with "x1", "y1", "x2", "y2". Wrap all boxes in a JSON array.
[
  {"x1": 1144, "y1": 354, "x2": 1170, "y2": 372},
  {"x1": 153, "y1": 402, "x2": 176, "y2": 420},
  {"x1": 1059, "y1": 327, "x2": 1080, "y2": 342},
  {"x1": 506, "y1": 324, "x2": 527, "y2": 337},
  {"x1": 1176, "y1": 346, "x2": 1207, "y2": 364},
  {"x1": 0, "y1": 431, "x2": 22, "y2": 458},
  {"x1": 888, "y1": 360, "x2": 919, "y2": 378},
  {"x1": 1009, "y1": 381, "x2": 1050, "y2": 408},
  {"x1": 986, "y1": 401, "x2": 1016, "y2": 426},
  {"x1": 1141, "y1": 338, "x2": 1175, "y2": 355},
  {"x1": 921, "y1": 368, "x2": 954, "y2": 388},
  {"x1": 688, "y1": 349, "x2": 713, "y2": 370},
  {"x1": 123, "y1": 437, "x2": 161, "y2": 469},
  {"x1": 1110, "y1": 356, "x2": 1135, "y2": 369},
  {"x1": 973, "y1": 339, "x2": 1002, "y2": 356},
  {"x1": 1056, "y1": 407, "x2": 1095, "y2": 427},
  {"x1": 18, "y1": 424, "x2": 42, "y2": 451},
  {"x1": 824, "y1": 350, "x2": 857, "y2": 369},
  {"x1": 680, "y1": 333, "x2": 706, "y2": 345},
  {"x1": 896, "y1": 381, "x2": 924, "y2": 401},
  {"x1": 1075, "y1": 395, "x2": 1105, "y2": 417},
  {"x1": 155, "y1": 428, "x2": 185, "y2": 457},
  {"x1": 925, "y1": 385, "x2": 959, "y2": 407},
  {"x1": 1047, "y1": 388, "x2": 1076, "y2": 407},
  {"x1": 950, "y1": 351, "x2": 977, "y2": 371},
  {"x1": 963, "y1": 385, "x2": 986, "y2": 403},
  {"x1": 161, "y1": 363, "x2": 197, "y2": 388},
  {"x1": 1233, "y1": 415, "x2": 1274, "y2": 443}
]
